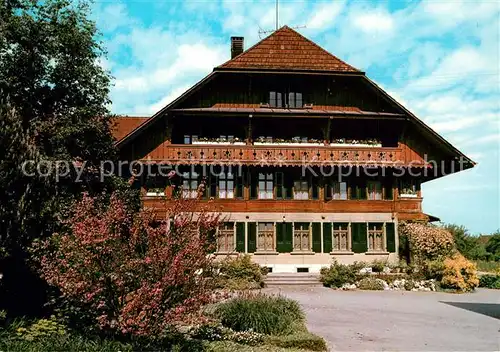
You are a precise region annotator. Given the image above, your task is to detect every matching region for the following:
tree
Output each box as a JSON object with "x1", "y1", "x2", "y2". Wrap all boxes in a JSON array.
[
  {"x1": 0, "y1": 0, "x2": 136, "y2": 315},
  {"x1": 33, "y1": 191, "x2": 221, "y2": 336},
  {"x1": 443, "y1": 224, "x2": 486, "y2": 260},
  {"x1": 485, "y1": 232, "x2": 500, "y2": 260}
]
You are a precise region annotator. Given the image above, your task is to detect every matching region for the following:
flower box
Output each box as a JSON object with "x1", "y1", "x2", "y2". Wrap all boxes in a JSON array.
[
  {"x1": 192, "y1": 141, "x2": 245, "y2": 145},
  {"x1": 330, "y1": 143, "x2": 382, "y2": 148},
  {"x1": 146, "y1": 192, "x2": 165, "y2": 197},
  {"x1": 254, "y1": 142, "x2": 323, "y2": 146},
  {"x1": 399, "y1": 193, "x2": 418, "y2": 198}
]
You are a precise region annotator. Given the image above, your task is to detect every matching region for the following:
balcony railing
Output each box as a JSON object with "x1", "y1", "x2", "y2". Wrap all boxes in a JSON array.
[{"x1": 142, "y1": 144, "x2": 404, "y2": 166}]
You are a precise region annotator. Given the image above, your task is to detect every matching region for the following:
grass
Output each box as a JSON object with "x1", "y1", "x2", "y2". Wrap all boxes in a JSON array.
[
  {"x1": 205, "y1": 340, "x2": 315, "y2": 351},
  {"x1": 474, "y1": 260, "x2": 500, "y2": 274}
]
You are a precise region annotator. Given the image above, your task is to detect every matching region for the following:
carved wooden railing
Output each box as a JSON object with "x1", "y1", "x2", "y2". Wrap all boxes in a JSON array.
[{"x1": 142, "y1": 144, "x2": 405, "y2": 166}]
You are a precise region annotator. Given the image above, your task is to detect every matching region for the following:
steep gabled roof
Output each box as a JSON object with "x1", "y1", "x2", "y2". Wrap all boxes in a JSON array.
[
  {"x1": 217, "y1": 26, "x2": 360, "y2": 73},
  {"x1": 111, "y1": 116, "x2": 149, "y2": 142}
]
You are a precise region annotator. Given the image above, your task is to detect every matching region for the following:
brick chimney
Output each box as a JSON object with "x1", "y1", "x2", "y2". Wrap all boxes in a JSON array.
[{"x1": 231, "y1": 36, "x2": 244, "y2": 59}]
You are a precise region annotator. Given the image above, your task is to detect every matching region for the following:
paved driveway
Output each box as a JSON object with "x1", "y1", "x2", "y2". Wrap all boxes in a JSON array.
[{"x1": 264, "y1": 287, "x2": 500, "y2": 351}]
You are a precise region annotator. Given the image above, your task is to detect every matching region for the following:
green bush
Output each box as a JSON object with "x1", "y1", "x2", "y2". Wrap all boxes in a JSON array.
[
  {"x1": 265, "y1": 331, "x2": 327, "y2": 351},
  {"x1": 479, "y1": 275, "x2": 500, "y2": 289},
  {"x1": 357, "y1": 277, "x2": 386, "y2": 291},
  {"x1": 214, "y1": 293, "x2": 305, "y2": 336},
  {"x1": 213, "y1": 255, "x2": 266, "y2": 290},
  {"x1": 320, "y1": 261, "x2": 366, "y2": 288},
  {"x1": 15, "y1": 318, "x2": 67, "y2": 342},
  {"x1": 422, "y1": 258, "x2": 446, "y2": 280},
  {"x1": 371, "y1": 259, "x2": 386, "y2": 273}
]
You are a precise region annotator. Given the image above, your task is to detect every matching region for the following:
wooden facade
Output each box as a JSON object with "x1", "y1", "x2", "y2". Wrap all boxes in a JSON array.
[{"x1": 112, "y1": 26, "x2": 473, "y2": 271}]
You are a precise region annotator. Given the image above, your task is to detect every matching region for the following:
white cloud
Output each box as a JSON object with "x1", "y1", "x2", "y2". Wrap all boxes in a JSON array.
[
  {"x1": 307, "y1": 1, "x2": 346, "y2": 29},
  {"x1": 353, "y1": 11, "x2": 394, "y2": 33}
]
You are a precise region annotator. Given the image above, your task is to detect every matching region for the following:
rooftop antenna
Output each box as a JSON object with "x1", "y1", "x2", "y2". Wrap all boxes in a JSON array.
[
  {"x1": 276, "y1": 0, "x2": 278, "y2": 30},
  {"x1": 257, "y1": 0, "x2": 306, "y2": 38}
]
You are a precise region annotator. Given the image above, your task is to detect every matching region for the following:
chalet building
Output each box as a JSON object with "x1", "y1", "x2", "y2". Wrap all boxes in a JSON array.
[{"x1": 112, "y1": 26, "x2": 473, "y2": 273}]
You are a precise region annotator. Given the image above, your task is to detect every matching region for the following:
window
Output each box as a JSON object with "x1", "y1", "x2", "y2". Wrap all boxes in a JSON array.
[
  {"x1": 219, "y1": 135, "x2": 235, "y2": 142},
  {"x1": 183, "y1": 135, "x2": 198, "y2": 144},
  {"x1": 258, "y1": 173, "x2": 273, "y2": 199},
  {"x1": 293, "y1": 179, "x2": 309, "y2": 200},
  {"x1": 329, "y1": 181, "x2": 347, "y2": 200},
  {"x1": 257, "y1": 222, "x2": 274, "y2": 252},
  {"x1": 367, "y1": 181, "x2": 382, "y2": 200},
  {"x1": 332, "y1": 223, "x2": 349, "y2": 251},
  {"x1": 182, "y1": 171, "x2": 199, "y2": 198},
  {"x1": 269, "y1": 91, "x2": 283, "y2": 108},
  {"x1": 293, "y1": 223, "x2": 310, "y2": 252},
  {"x1": 368, "y1": 223, "x2": 384, "y2": 251},
  {"x1": 217, "y1": 223, "x2": 235, "y2": 252},
  {"x1": 288, "y1": 92, "x2": 303, "y2": 108},
  {"x1": 219, "y1": 172, "x2": 234, "y2": 199}
]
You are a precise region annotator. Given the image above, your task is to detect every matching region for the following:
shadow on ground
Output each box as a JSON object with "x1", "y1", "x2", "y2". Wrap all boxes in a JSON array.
[{"x1": 440, "y1": 301, "x2": 500, "y2": 320}]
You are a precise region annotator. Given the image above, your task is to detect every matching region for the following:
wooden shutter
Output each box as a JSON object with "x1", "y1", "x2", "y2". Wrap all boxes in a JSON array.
[
  {"x1": 384, "y1": 181, "x2": 393, "y2": 200},
  {"x1": 247, "y1": 222, "x2": 257, "y2": 253},
  {"x1": 209, "y1": 175, "x2": 217, "y2": 198},
  {"x1": 236, "y1": 222, "x2": 245, "y2": 252},
  {"x1": 276, "y1": 172, "x2": 284, "y2": 199},
  {"x1": 311, "y1": 176, "x2": 319, "y2": 199},
  {"x1": 386, "y1": 222, "x2": 396, "y2": 253},
  {"x1": 249, "y1": 172, "x2": 257, "y2": 199},
  {"x1": 284, "y1": 176, "x2": 293, "y2": 199},
  {"x1": 324, "y1": 182, "x2": 332, "y2": 200},
  {"x1": 284, "y1": 222, "x2": 293, "y2": 252},
  {"x1": 351, "y1": 223, "x2": 368, "y2": 253},
  {"x1": 312, "y1": 223, "x2": 321, "y2": 253},
  {"x1": 276, "y1": 222, "x2": 286, "y2": 253},
  {"x1": 235, "y1": 175, "x2": 244, "y2": 199},
  {"x1": 322, "y1": 223, "x2": 332, "y2": 253}
]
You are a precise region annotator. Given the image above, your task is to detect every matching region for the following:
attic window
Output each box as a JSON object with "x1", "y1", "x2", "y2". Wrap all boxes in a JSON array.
[
  {"x1": 269, "y1": 91, "x2": 283, "y2": 108},
  {"x1": 288, "y1": 92, "x2": 303, "y2": 108}
]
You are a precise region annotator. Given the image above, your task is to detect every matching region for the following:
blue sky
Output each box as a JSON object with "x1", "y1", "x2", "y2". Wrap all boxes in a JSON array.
[{"x1": 91, "y1": 0, "x2": 499, "y2": 234}]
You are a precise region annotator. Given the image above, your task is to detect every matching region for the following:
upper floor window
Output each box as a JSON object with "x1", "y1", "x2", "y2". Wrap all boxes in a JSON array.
[
  {"x1": 269, "y1": 91, "x2": 303, "y2": 108},
  {"x1": 288, "y1": 92, "x2": 303, "y2": 108},
  {"x1": 184, "y1": 135, "x2": 198, "y2": 144},
  {"x1": 258, "y1": 173, "x2": 273, "y2": 199},
  {"x1": 326, "y1": 181, "x2": 347, "y2": 200},
  {"x1": 367, "y1": 181, "x2": 382, "y2": 200},
  {"x1": 293, "y1": 178, "x2": 309, "y2": 200},
  {"x1": 182, "y1": 171, "x2": 199, "y2": 198},
  {"x1": 219, "y1": 172, "x2": 234, "y2": 199},
  {"x1": 269, "y1": 91, "x2": 283, "y2": 108}
]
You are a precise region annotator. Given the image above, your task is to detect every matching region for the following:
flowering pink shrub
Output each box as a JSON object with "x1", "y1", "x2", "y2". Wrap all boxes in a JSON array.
[{"x1": 32, "y1": 190, "x2": 221, "y2": 336}]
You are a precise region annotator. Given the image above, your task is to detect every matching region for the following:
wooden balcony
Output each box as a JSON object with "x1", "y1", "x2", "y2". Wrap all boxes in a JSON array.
[
  {"x1": 143, "y1": 197, "x2": 423, "y2": 215},
  {"x1": 141, "y1": 143, "x2": 420, "y2": 167}
]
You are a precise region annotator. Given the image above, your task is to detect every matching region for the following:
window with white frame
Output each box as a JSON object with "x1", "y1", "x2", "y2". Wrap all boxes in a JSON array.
[
  {"x1": 182, "y1": 171, "x2": 199, "y2": 198},
  {"x1": 269, "y1": 91, "x2": 283, "y2": 108},
  {"x1": 288, "y1": 92, "x2": 303, "y2": 108},
  {"x1": 258, "y1": 173, "x2": 273, "y2": 199},
  {"x1": 293, "y1": 223, "x2": 310, "y2": 252},
  {"x1": 257, "y1": 222, "x2": 274, "y2": 252},
  {"x1": 293, "y1": 179, "x2": 309, "y2": 200},
  {"x1": 183, "y1": 135, "x2": 198, "y2": 144},
  {"x1": 331, "y1": 181, "x2": 348, "y2": 200},
  {"x1": 218, "y1": 172, "x2": 234, "y2": 199},
  {"x1": 368, "y1": 223, "x2": 384, "y2": 251},
  {"x1": 217, "y1": 223, "x2": 235, "y2": 252},
  {"x1": 332, "y1": 223, "x2": 349, "y2": 251},
  {"x1": 367, "y1": 181, "x2": 383, "y2": 200}
]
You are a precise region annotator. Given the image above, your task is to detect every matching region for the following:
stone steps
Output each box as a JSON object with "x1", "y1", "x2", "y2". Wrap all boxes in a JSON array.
[{"x1": 265, "y1": 273, "x2": 323, "y2": 287}]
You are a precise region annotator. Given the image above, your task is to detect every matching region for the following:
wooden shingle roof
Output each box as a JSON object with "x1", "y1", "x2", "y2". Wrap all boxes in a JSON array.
[{"x1": 217, "y1": 26, "x2": 360, "y2": 73}]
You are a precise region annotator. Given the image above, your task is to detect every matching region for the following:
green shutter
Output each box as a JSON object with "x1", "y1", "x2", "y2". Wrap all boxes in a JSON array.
[
  {"x1": 384, "y1": 181, "x2": 393, "y2": 200},
  {"x1": 249, "y1": 173, "x2": 257, "y2": 199},
  {"x1": 276, "y1": 172, "x2": 284, "y2": 199},
  {"x1": 312, "y1": 223, "x2": 321, "y2": 253},
  {"x1": 276, "y1": 223, "x2": 286, "y2": 253},
  {"x1": 247, "y1": 222, "x2": 257, "y2": 253},
  {"x1": 236, "y1": 222, "x2": 245, "y2": 252},
  {"x1": 209, "y1": 175, "x2": 217, "y2": 198},
  {"x1": 351, "y1": 223, "x2": 368, "y2": 253},
  {"x1": 284, "y1": 223, "x2": 293, "y2": 252},
  {"x1": 386, "y1": 222, "x2": 396, "y2": 253},
  {"x1": 322, "y1": 223, "x2": 332, "y2": 253},
  {"x1": 236, "y1": 176, "x2": 244, "y2": 199}
]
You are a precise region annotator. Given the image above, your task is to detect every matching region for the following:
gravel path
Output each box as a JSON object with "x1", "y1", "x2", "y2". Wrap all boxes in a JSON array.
[{"x1": 264, "y1": 287, "x2": 500, "y2": 351}]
